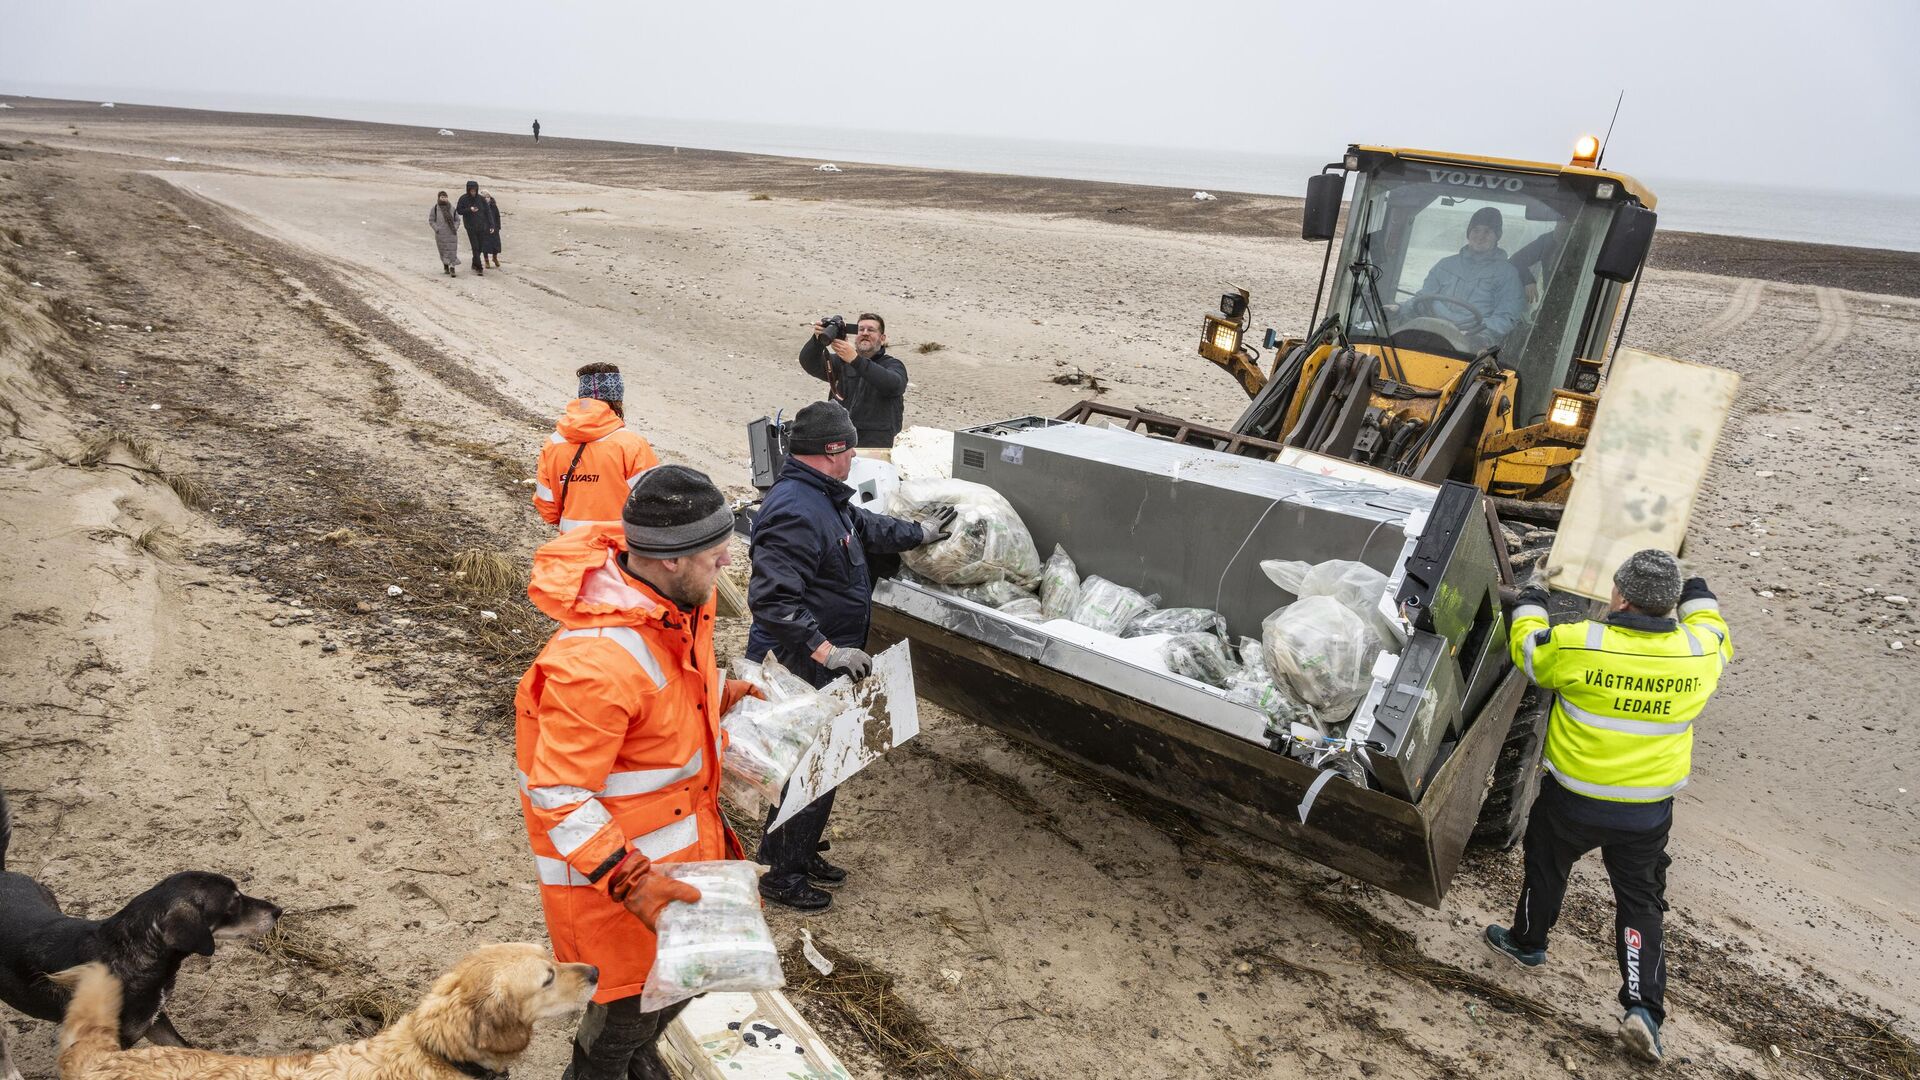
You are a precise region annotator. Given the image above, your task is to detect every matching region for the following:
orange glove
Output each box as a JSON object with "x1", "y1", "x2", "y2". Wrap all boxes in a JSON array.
[{"x1": 604, "y1": 851, "x2": 701, "y2": 931}]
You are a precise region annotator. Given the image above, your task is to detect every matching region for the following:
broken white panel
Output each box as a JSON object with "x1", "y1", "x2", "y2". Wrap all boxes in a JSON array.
[
  {"x1": 1548, "y1": 348, "x2": 1739, "y2": 602},
  {"x1": 661, "y1": 989, "x2": 850, "y2": 1079},
  {"x1": 769, "y1": 640, "x2": 918, "y2": 831}
]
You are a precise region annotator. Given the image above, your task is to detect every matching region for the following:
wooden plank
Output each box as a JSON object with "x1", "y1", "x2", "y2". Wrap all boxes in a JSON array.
[
  {"x1": 660, "y1": 989, "x2": 851, "y2": 1080},
  {"x1": 714, "y1": 573, "x2": 748, "y2": 618},
  {"x1": 1547, "y1": 347, "x2": 1739, "y2": 601}
]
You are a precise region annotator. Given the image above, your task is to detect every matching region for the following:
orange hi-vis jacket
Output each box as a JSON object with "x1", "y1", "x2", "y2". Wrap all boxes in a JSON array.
[
  {"x1": 514, "y1": 525, "x2": 757, "y2": 1002},
  {"x1": 533, "y1": 399, "x2": 661, "y2": 532}
]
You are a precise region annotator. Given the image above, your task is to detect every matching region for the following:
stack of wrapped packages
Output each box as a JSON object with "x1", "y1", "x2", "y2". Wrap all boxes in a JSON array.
[{"x1": 888, "y1": 479, "x2": 1403, "y2": 751}]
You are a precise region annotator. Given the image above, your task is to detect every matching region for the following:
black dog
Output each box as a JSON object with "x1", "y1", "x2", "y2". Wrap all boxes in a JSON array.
[{"x1": 0, "y1": 785, "x2": 281, "y2": 1077}]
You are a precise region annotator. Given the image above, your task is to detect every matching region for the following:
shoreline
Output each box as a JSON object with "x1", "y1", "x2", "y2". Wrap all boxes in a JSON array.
[{"x1": 5, "y1": 93, "x2": 1918, "y2": 298}]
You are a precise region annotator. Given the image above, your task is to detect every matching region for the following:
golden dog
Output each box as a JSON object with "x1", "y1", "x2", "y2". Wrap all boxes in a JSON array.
[{"x1": 57, "y1": 942, "x2": 597, "y2": 1079}]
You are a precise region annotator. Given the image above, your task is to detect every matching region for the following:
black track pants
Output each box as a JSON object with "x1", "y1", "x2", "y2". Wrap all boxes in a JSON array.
[
  {"x1": 465, "y1": 226, "x2": 486, "y2": 270},
  {"x1": 758, "y1": 787, "x2": 836, "y2": 891},
  {"x1": 1511, "y1": 780, "x2": 1673, "y2": 1024},
  {"x1": 562, "y1": 995, "x2": 692, "y2": 1080}
]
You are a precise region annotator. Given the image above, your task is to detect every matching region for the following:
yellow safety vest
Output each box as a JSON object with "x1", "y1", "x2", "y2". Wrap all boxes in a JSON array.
[{"x1": 1509, "y1": 595, "x2": 1733, "y2": 802}]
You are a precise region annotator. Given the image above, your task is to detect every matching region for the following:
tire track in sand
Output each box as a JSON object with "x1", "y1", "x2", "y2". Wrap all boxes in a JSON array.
[
  {"x1": 1671, "y1": 277, "x2": 1766, "y2": 358},
  {"x1": 1702, "y1": 284, "x2": 1852, "y2": 489}
]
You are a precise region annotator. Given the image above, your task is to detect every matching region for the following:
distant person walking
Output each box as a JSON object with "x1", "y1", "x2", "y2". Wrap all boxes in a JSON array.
[
  {"x1": 532, "y1": 118, "x2": 541, "y2": 141},
  {"x1": 427, "y1": 190, "x2": 460, "y2": 277},
  {"x1": 481, "y1": 189, "x2": 503, "y2": 269},
  {"x1": 455, "y1": 180, "x2": 488, "y2": 275}
]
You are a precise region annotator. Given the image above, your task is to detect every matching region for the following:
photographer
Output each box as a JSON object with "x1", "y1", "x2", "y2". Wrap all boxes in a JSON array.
[{"x1": 799, "y1": 313, "x2": 908, "y2": 448}]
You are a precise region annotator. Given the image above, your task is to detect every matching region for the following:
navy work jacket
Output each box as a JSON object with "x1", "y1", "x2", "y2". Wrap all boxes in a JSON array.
[{"x1": 746, "y1": 459, "x2": 923, "y2": 685}]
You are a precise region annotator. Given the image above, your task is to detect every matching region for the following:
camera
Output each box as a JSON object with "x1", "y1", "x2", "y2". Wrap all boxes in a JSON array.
[{"x1": 818, "y1": 314, "x2": 853, "y2": 340}]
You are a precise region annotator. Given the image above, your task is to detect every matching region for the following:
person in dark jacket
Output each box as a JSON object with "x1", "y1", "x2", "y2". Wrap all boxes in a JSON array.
[
  {"x1": 745, "y1": 401, "x2": 953, "y2": 911},
  {"x1": 798, "y1": 313, "x2": 908, "y2": 448},
  {"x1": 454, "y1": 180, "x2": 488, "y2": 275},
  {"x1": 480, "y1": 188, "x2": 503, "y2": 268},
  {"x1": 532, "y1": 118, "x2": 541, "y2": 141}
]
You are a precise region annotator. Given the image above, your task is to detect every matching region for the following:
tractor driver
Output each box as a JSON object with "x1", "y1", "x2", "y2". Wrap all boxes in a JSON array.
[{"x1": 1403, "y1": 206, "x2": 1527, "y2": 350}]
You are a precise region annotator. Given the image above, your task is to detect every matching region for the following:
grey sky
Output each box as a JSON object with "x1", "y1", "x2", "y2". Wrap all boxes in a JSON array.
[{"x1": 3, "y1": 0, "x2": 1916, "y2": 193}]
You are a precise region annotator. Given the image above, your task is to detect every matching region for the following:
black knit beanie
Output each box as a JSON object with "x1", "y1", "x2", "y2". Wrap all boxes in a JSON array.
[
  {"x1": 623, "y1": 465, "x2": 733, "y2": 559},
  {"x1": 788, "y1": 401, "x2": 858, "y2": 455},
  {"x1": 1614, "y1": 549, "x2": 1683, "y2": 616},
  {"x1": 1469, "y1": 206, "x2": 1504, "y2": 237}
]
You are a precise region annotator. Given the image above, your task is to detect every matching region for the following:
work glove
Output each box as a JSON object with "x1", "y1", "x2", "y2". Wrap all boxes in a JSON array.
[
  {"x1": 917, "y1": 504, "x2": 958, "y2": 546},
  {"x1": 605, "y1": 851, "x2": 701, "y2": 931},
  {"x1": 823, "y1": 645, "x2": 874, "y2": 680},
  {"x1": 1504, "y1": 562, "x2": 1561, "y2": 608}
]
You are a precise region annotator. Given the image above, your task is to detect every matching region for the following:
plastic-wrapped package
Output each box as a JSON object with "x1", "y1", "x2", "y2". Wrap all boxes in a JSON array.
[
  {"x1": 732, "y1": 654, "x2": 825, "y2": 704},
  {"x1": 719, "y1": 657, "x2": 846, "y2": 810},
  {"x1": 892, "y1": 478, "x2": 1042, "y2": 587},
  {"x1": 949, "y1": 578, "x2": 1035, "y2": 608},
  {"x1": 1067, "y1": 576, "x2": 1159, "y2": 635},
  {"x1": 719, "y1": 692, "x2": 837, "y2": 809},
  {"x1": 998, "y1": 596, "x2": 1045, "y2": 621},
  {"x1": 1225, "y1": 672, "x2": 1310, "y2": 731},
  {"x1": 1038, "y1": 545, "x2": 1081, "y2": 620},
  {"x1": 1124, "y1": 607, "x2": 1229, "y2": 640},
  {"x1": 1261, "y1": 595, "x2": 1376, "y2": 728},
  {"x1": 1236, "y1": 637, "x2": 1269, "y2": 676},
  {"x1": 640, "y1": 861, "x2": 784, "y2": 1010},
  {"x1": 1162, "y1": 632, "x2": 1238, "y2": 687},
  {"x1": 1261, "y1": 558, "x2": 1400, "y2": 647}
]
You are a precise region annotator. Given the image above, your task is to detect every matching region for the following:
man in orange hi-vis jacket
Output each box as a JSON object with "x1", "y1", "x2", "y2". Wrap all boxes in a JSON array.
[
  {"x1": 516, "y1": 464, "x2": 759, "y2": 1080},
  {"x1": 534, "y1": 362, "x2": 661, "y2": 533}
]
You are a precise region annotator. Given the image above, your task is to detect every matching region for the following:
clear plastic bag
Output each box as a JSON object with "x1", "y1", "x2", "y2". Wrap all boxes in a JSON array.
[
  {"x1": 719, "y1": 658, "x2": 845, "y2": 810},
  {"x1": 998, "y1": 596, "x2": 1046, "y2": 621},
  {"x1": 1067, "y1": 576, "x2": 1159, "y2": 635},
  {"x1": 1038, "y1": 544, "x2": 1081, "y2": 620},
  {"x1": 892, "y1": 478, "x2": 1042, "y2": 587},
  {"x1": 639, "y1": 861, "x2": 784, "y2": 1010},
  {"x1": 1261, "y1": 558, "x2": 1400, "y2": 647},
  {"x1": 1261, "y1": 595, "x2": 1376, "y2": 728},
  {"x1": 1124, "y1": 607, "x2": 1228, "y2": 640},
  {"x1": 1162, "y1": 632, "x2": 1238, "y2": 687},
  {"x1": 949, "y1": 578, "x2": 1035, "y2": 608}
]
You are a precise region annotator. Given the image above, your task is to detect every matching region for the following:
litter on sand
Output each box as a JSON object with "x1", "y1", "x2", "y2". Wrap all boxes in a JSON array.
[
  {"x1": 436, "y1": 128, "x2": 456, "y2": 136},
  {"x1": 1191, "y1": 190, "x2": 1217, "y2": 201},
  {"x1": 814, "y1": 163, "x2": 842, "y2": 173}
]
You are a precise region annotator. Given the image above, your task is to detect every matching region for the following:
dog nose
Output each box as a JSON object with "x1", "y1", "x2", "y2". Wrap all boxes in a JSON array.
[{"x1": 584, "y1": 965, "x2": 599, "y2": 984}]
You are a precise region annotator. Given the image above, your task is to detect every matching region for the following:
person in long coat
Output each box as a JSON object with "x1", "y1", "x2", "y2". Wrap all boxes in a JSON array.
[
  {"x1": 480, "y1": 189, "x2": 503, "y2": 268},
  {"x1": 428, "y1": 190, "x2": 461, "y2": 276}
]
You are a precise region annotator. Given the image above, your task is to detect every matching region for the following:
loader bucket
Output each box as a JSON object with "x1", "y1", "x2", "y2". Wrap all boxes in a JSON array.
[{"x1": 867, "y1": 418, "x2": 1518, "y2": 906}]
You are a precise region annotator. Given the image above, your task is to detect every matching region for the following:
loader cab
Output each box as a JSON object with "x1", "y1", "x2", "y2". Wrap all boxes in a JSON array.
[{"x1": 1325, "y1": 147, "x2": 1654, "y2": 429}]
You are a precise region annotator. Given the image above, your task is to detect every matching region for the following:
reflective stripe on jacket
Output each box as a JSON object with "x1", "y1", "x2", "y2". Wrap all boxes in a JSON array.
[
  {"x1": 533, "y1": 399, "x2": 660, "y2": 531},
  {"x1": 1509, "y1": 580, "x2": 1732, "y2": 803},
  {"x1": 514, "y1": 525, "x2": 756, "y2": 1002}
]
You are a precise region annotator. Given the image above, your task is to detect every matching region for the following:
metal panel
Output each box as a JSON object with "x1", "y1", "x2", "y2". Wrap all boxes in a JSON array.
[{"x1": 948, "y1": 420, "x2": 1433, "y2": 643}]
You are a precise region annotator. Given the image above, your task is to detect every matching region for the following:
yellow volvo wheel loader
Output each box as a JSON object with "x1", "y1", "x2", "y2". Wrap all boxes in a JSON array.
[{"x1": 758, "y1": 140, "x2": 1689, "y2": 906}]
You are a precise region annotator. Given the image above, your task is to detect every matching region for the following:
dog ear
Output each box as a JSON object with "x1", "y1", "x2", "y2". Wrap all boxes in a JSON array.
[
  {"x1": 469, "y1": 987, "x2": 532, "y2": 1057},
  {"x1": 159, "y1": 900, "x2": 216, "y2": 957}
]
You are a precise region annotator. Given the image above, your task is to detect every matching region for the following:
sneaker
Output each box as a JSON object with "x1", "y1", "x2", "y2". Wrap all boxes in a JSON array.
[
  {"x1": 759, "y1": 876, "x2": 832, "y2": 914},
  {"x1": 804, "y1": 853, "x2": 847, "y2": 888},
  {"x1": 1620, "y1": 1006, "x2": 1665, "y2": 1064},
  {"x1": 1483, "y1": 925, "x2": 1547, "y2": 968}
]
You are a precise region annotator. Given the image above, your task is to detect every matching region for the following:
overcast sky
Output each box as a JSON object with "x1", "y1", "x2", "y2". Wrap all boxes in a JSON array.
[{"x1": 4, "y1": 0, "x2": 1917, "y2": 194}]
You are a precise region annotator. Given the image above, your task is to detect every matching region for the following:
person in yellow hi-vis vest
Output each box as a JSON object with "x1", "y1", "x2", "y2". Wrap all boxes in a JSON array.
[{"x1": 1482, "y1": 549, "x2": 1732, "y2": 1066}]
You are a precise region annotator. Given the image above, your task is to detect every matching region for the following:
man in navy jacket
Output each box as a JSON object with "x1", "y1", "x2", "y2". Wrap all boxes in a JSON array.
[{"x1": 746, "y1": 401, "x2": 951, "y2": 910}]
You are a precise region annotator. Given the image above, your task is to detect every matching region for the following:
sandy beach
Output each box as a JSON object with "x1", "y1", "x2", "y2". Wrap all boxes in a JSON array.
[{"x1": 1, "y1": 97, "x2": 1916, "y2": 1079}]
